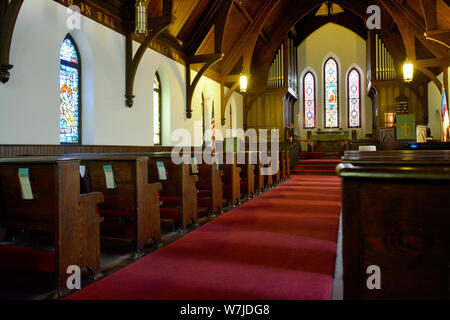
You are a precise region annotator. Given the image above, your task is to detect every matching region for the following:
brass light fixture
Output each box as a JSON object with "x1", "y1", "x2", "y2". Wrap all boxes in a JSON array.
[
  {"x1": 135, "y1": 0, "x2": 149, "y2": 36},
  {"x1": 240, "y1": 70, "x2": 248, "y2": 94},
  {"x1": 403, "y1": 59, "x2": 414, "y2": 83},
  {"x1": 315, "y1": 1, "x2": 344, "y2": 17}
]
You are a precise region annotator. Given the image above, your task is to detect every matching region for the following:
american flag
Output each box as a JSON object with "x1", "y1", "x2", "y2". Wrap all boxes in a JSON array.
[
  {"x1": 443, "y1": 89, "x2": 449, "y2": 142},
  {"x1": 211, "y1": 100, "x2": 216, "y2": 153}
]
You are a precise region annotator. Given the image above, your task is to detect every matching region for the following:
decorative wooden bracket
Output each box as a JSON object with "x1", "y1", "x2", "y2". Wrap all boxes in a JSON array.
[
  {"x1": 125, "y1": 0, "x2": 173, "y2": 107},
  {"x1": 186, "y1": 53, "x2": 223, "y2": 118},
  {"x1": 0, "y1": 0, "x2": 24, "y2": 84}
]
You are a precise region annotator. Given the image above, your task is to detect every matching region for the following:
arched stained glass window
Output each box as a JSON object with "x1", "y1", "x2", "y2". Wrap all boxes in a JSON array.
[
  {"x1": 324, "y1": 58, "x2": 339, "y2": 128},
  {"x1": 348, "y1": 69, "x2": 361, "y2": 128},
  {"x1": 60, "y1": 35, "x2": 81, "y2": 144},
  {"x1": 153, "y1": 73, "x2": 161, "y2": 145},
  {"x1": 303, "y1": 72, "x2": 316, "y2": 129}
]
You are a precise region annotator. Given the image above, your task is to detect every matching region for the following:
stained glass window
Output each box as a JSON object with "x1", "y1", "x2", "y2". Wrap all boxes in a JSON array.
[
  {"x1": 348, "y1": 69, "x2": 361, "y2": 128},
  {"x1": 59, "y1": 35, "x2": 81, "y2": 144},
  {"x1": 303, "y1": 72, "x2": 316, "y2": 129},
  {"x1": 324, "y1": 58, "x2": 339, "y2": 128},
  {"x1": 153, "y1": 73, "x2": 161, "y2": 145}
]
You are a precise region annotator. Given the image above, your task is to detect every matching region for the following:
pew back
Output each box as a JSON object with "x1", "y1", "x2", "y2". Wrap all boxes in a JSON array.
[{"x1": 338, "y1": 150, "x2": 450, "y2": 300}]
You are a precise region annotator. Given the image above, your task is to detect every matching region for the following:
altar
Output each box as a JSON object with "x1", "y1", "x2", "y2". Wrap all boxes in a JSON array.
[{"x1": 306, "y1": 131, "x2": 349, "y2": 152}]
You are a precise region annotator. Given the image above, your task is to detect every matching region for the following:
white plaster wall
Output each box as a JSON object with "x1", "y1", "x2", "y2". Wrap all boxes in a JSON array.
[
  {"x1": 427, "y1": 68, "x2": 450, "y2": 140},
  {"x1": 0, "y1": 0, "x2": 243, "y2": 146},
  {"x1": 296, "y1": 23, "x2": 372, "y2": 140}
]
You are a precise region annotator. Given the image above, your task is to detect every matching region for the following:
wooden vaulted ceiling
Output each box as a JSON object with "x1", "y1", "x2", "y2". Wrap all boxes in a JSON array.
[{"x1": 98, "y1": 0, "x2": 449, "y2": 88}]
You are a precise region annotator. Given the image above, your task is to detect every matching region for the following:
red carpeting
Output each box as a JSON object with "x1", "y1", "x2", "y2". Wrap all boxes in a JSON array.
[
  {"x1": 293, "y1": 159, "x2": 341, "y2": 176},
  {"x1": 67, "y1": 175, "x2": 342, "y2": 300}
]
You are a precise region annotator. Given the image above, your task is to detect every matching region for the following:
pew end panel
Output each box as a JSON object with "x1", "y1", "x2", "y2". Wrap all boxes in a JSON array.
[
  {"x1": 136, "y1": 158, "x2": 162, "y2": 252},
  {"x1": 79, "y1": 191, "x2": 104, "y2": 278},
  {"x1": 0, "y1": 158, "x2": 103, "y2": 297}
]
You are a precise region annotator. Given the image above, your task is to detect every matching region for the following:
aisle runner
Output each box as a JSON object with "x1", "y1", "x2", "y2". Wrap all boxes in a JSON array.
[{"x1": 67, "y1": 175, "x2": 342, "y2": 300}]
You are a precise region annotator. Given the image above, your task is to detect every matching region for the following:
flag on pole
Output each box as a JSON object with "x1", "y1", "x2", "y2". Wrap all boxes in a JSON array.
[
  {"x1": 442, "y1": 89, "x2": 449, "y2": 142},
  {"x1": 211, "y1": 100, "x2": 216, "y2": 153}
]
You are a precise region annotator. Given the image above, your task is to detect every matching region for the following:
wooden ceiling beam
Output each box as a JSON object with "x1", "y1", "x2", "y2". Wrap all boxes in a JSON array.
[
  {"x1": 221, "y1": 0, "x2": 280, "y2": 77},
  {"x1": 415, "y1": 58, "x2": 450, "y2": 67},
  {"x1": 421, "y1": 0, "x2": 438, "y2": 31},
  {"x1": 232, "y1": 0, "x2": 270, "y2": 43},
  {"x1": 220, "y1": 0, "x2": 280, "y2": 125},
  {"x1": 425, "y1": 29, "x2": 450, "y2": 48},
  {"x1": 184, "y1": 0, "x2": 233, "y2": 55},
  {"x1": 379, "y1": 0, "x2": 446, "y2": 60}
]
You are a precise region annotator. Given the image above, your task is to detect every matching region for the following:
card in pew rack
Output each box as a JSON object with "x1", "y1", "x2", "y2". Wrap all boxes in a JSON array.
[
  {"x1": 103, "y1": 165, "x2": 117, "y2": 189},
  {"x1": 157, "y1": 162, "x2": 167, "y2": 180},
  {"x1": 18, "y1": 168, "x2": 34, "y2": 200},
  {"x1": 79, "y1": 165, "x2": 86, "y2": 178},
  {"x1": 191, "y1": 157, "x2": 199, "y2": 174}
]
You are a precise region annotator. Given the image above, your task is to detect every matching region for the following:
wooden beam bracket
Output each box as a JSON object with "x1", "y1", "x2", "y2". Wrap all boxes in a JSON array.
[
  {"x1": 186, "y1": 53, "x2": 224, "y2": 118},
  {"x1": 125, "y1": 0, "x2": 173, "y2": 108},
  {"x1": 0, "y1": 0, "x2": 24, "y2": 84}
]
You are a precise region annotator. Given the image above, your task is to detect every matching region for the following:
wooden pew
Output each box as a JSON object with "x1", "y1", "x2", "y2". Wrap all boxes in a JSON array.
[
  {"x1": 194, "y1": 158, "x2": 224, "y2": 216},
  {"x1": 144, "y1": 153, "x2": 198, "y2": 231},
  {"x1": 238, "y1": 152, "x2": 256, "y2": 200},
  {"x1": 261, "y1": 153, "x2": 273, "y2": 190},
  {"x1": 280, "y1": 150, "x2": 291, "y2": 181},
  {"x1": 0, "y1": 157, "x2": 103, "y2": 296},
  {"x1": 338, "y1": 150, "x2": 450, "y2": 300},
  {"x1": 253, "y1": 152, "x2": 265, "y2": 194},
  {"x1": 64, "y1": 154, "x2": 161, "y2": 254},
  {"x1": 271, "y1": 151, "x2": 281, "y2": 186},
  {"x1": 68, "y1": 152, "x2": 197, "y2": 233},
  {"x1": 221, "y1": 153, "x2": 241, "y2": 207}
]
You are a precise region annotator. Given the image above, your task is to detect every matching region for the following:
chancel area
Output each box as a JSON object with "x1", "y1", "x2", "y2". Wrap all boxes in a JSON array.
[{"x1": 0, "y1": 0, "x2": 449, "y2": 301}]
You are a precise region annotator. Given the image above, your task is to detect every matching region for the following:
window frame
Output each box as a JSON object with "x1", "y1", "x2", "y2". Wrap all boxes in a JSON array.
[
  {"x1": 59, "y1": 34, "x2": 82, "y2": 145},
  {"x1": 153, "y1": 72, "x2": 162, "y2": 146},
  {"x1": 347, "y1": 68, "x2": 362, "y2": 129},
  {"x1": 303, "y1": 71, "x2": 316, "y2": 129},
  {"x1": 323, "y1": 57, "x2": 340, "y2": 129}
]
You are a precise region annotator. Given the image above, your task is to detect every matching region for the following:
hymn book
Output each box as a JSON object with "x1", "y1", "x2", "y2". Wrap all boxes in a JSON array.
[{"x1": 191, "y1": 157, "x2": 199, "y2": 174}]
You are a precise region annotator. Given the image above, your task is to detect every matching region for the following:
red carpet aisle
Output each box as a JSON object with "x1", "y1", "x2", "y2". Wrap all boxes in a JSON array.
[{"x1": 67, "y1": 175, "x2": 342, "y2": 300}]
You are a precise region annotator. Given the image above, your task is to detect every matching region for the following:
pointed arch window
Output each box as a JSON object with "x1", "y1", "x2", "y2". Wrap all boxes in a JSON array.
[
  {"x1": 153, "y1": 73, "x2": 162, "y2": 145},
  {"x1": 59, "y1": 35, "x2": 81, "y2": 144},
  {"x1": 303, "y1": 72, "x2": 316, "y2": 129},
  {"x1": 324, "y1": 58, "x2": 339, "y2": 128},
  {"x1": 347, "y1": 68, "x2": 361, "y2": 128}
]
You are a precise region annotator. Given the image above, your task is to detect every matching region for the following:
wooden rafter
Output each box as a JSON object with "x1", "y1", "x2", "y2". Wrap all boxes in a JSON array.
[
  {"x1": 379, "y1": 0, "x2": 447, "y2": 58},
  {"x1": 125, "y1": 0, "x2": 173, "y2": 108},
  {"x1": 0, "y1": 0, "x2": 24, "y2": 84},
  {"x1": 421, "y1": 0, "x2": 450, "y2": 48},
  {"x1": 185, "y1": 0, "x2": 233, "y2": 118},
  {"x1": 220, "y1": 0, "x2": 280, "y2": 125}
]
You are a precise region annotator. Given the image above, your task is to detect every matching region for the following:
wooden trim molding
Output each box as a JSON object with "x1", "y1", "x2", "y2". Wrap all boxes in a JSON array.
[{"x1": 0, "y1": 0, "x2": 24, "y2": 84}]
